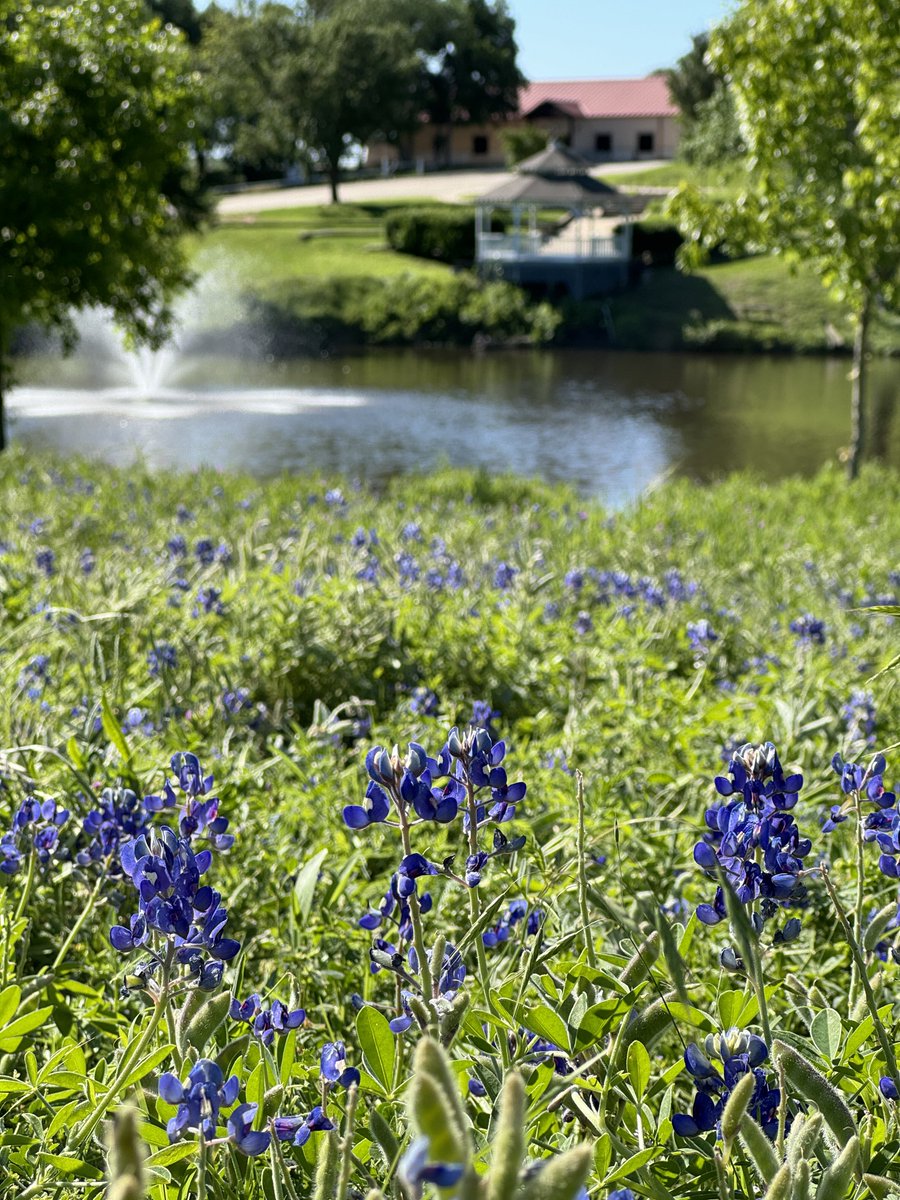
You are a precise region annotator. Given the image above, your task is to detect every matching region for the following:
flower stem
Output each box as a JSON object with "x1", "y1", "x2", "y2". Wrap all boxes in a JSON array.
[
  {"x1": 73, "y1": 944, "x2": 173, "y2": 1148},
  {"x1": 397, "y1": 804, "x2": 434, "y2": 1007},
  {"x1": 822, "y1": 865, "x2": 899, "y2": 1081},
  {"x1": 51, "y1": 866, "x2": 107, "y2": 973},
  {"x1": 848, "y1": 786, "x2": 867, "y2": 1012},
  {"x1": 197, "y1": 1131, "x2": 208, "y2": 1200},
  {"x1": 576, "y1": 772, "x2": 598, "y2": 969},
  {"x1": 464, "y1": 777, "x2": 510, "y2": 1071}
]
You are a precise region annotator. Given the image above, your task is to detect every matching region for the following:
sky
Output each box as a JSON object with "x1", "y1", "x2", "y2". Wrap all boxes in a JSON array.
[{"x1": 509, "y1": 0, "x2": 733, "y2": 80}]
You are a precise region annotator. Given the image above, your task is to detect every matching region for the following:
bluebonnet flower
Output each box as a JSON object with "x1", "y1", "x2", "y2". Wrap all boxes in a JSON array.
[
  {"x1": 145, "y1": 753, "x2": 235, "y2": 852},
  {"x1": 401, "y1": 521, "x2": 423, "y2": 543},
  {"x1": 158, "y1": 1060, "x2": 240, "y2": 1142},
  {"x1": 493, "y1": 562, "x2": 517, "y2": 590},
  {"x1": 176, "y1": 504, "x2": 193, "y2": 523},
  {"x1": 230, "y1": 994, "x2": 306, "y2": 1045},
  {"x1": 80, "y1": 548, "x2": 96, "y2": 574},
  {"x1": 194, "y1": 538, "x2": 216, "y2": 565},
  {"x1": 193, "y1": 586, "x2": 225, "y2": 617},
  {"x1": 789, "y1": 614, "x2": 826, "y2": 645},
  {"x1": 222, "y1": 687, "x2": 251, "y2": 715},
  {"x1": 148, "y1": 643, "x2": 177, "y2": 677},
  {"x1": 574, "y1": 611, "x2": 593, "y2": 636},
  {"x1": 687, "y1": 620, "x2": 718, "y2": 651},
  {"x1": 842, "y1": 690, "x2": 877, "y2": 745},
  {"x1": 320, "y1": 1041, "x2": 360, "y2": 1089},
  {"x1": 344, "y1": 742, "x2": 459, "y2": 829},
  {"x1": 694, "y1": 743, "x2": 809, "y2": 934},
  {"x1": 226, "y1": 1104, "x2": 270, "y2": 1155},
  {"x1": 470, "y1": 700, "x2": 499, "y2": 731},
  {"x1": 273, "y1": 1107, "x2": 334, "y2": 1147},
  {"x1": 166, "y1": 534, "x2": 187, "y2": 558},
  {"x1": 35, "y1": 547, "x2": 55, "y2": 576},
  {"x1": 110, "y1": 821, "x2": 240, "y2": 988},
  {"x1": 483, "y1": 899, "x2": 542, "y2": 948},
  {"x1": 79, "y1": 786, "x2": 148, "y2": 867},
  {"x1": 673, "y1": 1029, "x2": 780, "y2": 1139},
  {"x1": 468, "y1": 1077, "x2": 487, "y2": 1097},
  {"x1": 879, "y1": 1077, "x2": 899, "y2": 1101},
  {"x1": 410, "y1": 687, "x2": 440, "y2": 718},
  {"x1": 829, "y1": 753, "x2": 900, "y2": 879},
  {"x1": 408, "y1": 942, "x2": 465, "y2": 998},
  {"x1": 399, "y1": 1136, "x2": 465, "y2": 1197},
  {"x1": 608, "y1": 1191, "x2": 636, "y2": 1200},
  {"x1": 324, "y1": 488, "x2": 345, "y2": 507},
  {"x1": 1, "y1": 797, "x2": 70, "y2": 874},
  {"x1": 564, "y1": 568, "x2": 585, "y2": 594}
]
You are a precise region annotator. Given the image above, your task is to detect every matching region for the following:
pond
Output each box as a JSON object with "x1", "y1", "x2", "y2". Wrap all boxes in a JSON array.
[{"x1": 10, "y1": 347, "x2": 899, "y2": 505}]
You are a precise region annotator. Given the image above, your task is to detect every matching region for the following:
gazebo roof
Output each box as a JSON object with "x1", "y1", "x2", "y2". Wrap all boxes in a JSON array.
[{"x1": 476, "y1": 140, "x2": 638, "y2": 212}]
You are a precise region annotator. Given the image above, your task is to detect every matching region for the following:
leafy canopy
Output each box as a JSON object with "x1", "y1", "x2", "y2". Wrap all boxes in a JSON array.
[
  {"x1": 0, "y1": 0, "x2": 199, "y2": 351},
  {"x1": 668, "y1": 0, "x2": 900, "y2": 315}
]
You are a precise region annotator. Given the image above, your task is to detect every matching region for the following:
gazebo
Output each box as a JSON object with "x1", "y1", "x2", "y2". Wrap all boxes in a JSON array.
[{"x1": 475, "y1": 141, "x2": 642, "y2": 296}]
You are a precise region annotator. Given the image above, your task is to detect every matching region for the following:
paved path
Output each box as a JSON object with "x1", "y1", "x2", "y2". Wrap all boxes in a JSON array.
[{"x1": 216, "y1": 160, "x2": 669, "y2": 214}]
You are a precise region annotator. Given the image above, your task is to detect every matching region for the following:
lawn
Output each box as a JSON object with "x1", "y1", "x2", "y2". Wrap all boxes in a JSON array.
[
  {"x1": 2, "y1": 451, "x2": 900, "y2": 1198},
  {"x1": 606, "y1": 254, "x2": 899, "y2": 354}
]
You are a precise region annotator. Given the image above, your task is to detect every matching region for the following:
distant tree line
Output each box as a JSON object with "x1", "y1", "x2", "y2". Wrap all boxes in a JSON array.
[{"x1": 159, "y1": 0, "x2": 525, "y2": 202}]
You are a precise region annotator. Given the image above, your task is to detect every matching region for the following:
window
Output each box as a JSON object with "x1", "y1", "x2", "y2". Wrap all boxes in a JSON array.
[
  {"x1": 594, "y1": 133, "x2": 612, "y2": 153},
  {"x1": 637, "y1": 132, "x2": 654, "y2": 152},
  {"x1": 472, "y1": 134, "x2": 489, "y2": 155}
]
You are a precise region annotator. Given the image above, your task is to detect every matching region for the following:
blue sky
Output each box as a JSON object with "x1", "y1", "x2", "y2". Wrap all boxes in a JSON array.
[{"x1": 509, "y1": 0, "x2": 733, "y2": 79}]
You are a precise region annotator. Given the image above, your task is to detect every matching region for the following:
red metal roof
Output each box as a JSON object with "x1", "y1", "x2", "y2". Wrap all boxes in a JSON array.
[{"x1": 519, "y1": 76, "x2": 678, "y2": 119}]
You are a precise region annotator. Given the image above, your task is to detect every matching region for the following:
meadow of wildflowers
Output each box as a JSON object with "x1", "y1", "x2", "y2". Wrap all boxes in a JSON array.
[{"x1": 1, "y1": 449, "x2": 900, "y2": 1199}]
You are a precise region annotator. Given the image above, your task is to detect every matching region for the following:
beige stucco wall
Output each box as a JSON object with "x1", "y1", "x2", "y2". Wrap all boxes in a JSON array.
[{"x1": 369, "y1": 115, "x2": 679, "y2": 169}]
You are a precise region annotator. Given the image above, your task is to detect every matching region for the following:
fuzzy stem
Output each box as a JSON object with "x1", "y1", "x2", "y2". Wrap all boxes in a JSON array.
[
  {"x1": 74, "y1": 943, "x2": 173, "y2": 1148},
  {"x1": 823, "y1": 866, "x2": 899, "y2": 1082},
  {"x1": 397, "y1": 803, "x2": 434, "y2": 1007},
  {"x1": 849, "y1": 785, "x2": 868, "y2": 1011},
  {"x1": 51, "y1": 865, "x2": 107, "y2": 973},
  {"x1": 576, "y1": 772, "x2": 598, "y2": 968},
  {"x1": 464, "y1": 774, "x2": 510, "y2": 1071}
]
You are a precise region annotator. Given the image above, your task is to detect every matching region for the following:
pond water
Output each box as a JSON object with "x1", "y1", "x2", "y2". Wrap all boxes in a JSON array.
[{"x1": 10, "y1": 347, "x2": 899, "y2": 505}]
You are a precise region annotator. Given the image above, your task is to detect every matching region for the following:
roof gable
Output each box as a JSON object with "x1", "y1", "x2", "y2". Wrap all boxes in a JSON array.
[{"x1": 518, "y1": 76, "x2": 678, "y2": 120}]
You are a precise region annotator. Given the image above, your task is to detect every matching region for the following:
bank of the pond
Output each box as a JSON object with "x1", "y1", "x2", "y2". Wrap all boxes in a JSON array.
[{"x1": 195, "y1": 206, "x2": 899, "y2": 357}]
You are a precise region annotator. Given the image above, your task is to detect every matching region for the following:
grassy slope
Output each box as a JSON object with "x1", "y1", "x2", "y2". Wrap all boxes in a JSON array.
[
  {"x1": 190, "y1": 197, "x2": 899, "y2": 355},
  {"x1": 608, "y1": 255, "x2": 899, "y2": 354}
]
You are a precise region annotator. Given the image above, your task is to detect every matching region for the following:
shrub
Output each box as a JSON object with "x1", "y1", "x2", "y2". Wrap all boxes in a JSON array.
[
  {"x1": 384, "y1": 207, "x2": 505, "y2": 265},
  {"x1": 498, "y1": 125, "x2": 549, "y2": 166},
  {"x1": 624, "y1": 218, "x2": 685, "y2": 266}
]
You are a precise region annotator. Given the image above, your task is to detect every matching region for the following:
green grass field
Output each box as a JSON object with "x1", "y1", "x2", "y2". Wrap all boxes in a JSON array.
[{"x1": 3, "y1": 452, "x2": 900, "y2": 1196}]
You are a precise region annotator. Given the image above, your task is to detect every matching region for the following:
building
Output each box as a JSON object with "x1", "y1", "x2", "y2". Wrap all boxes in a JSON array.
[
  {"x1": 474, "y1": 141, "x2": 644, "y2": 297},
  {"x1": 369, "y1": 76, "x2": 679, "y2": 170}
]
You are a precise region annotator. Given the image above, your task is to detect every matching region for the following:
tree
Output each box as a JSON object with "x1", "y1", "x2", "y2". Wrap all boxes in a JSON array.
[
  {"x1": 664, "y1": 33, "x2": 718, "y2": 126},
  {"x1": 0, "y1": 0, "x2": 201, "y2": 448},
  {"x1": 293, "y1": 0, "x2": 421, "y2": 203},
  {"x1": 410, "y1": 0, "x2": 525, "y2": 166},
  {"x1": 198, "y1": 3, "x2": 306, "y2": 181},
  {"x1": 667, "y1": 0, "x2": 900, "y2": 478}
]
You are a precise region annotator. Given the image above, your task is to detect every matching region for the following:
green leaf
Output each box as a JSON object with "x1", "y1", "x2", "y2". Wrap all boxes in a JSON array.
[
  {"x1": 0, "y1": 1006, "x2": 52, "y2": 1050},
  {"x1": 626, "y1": 1041, "x2": 650, "y2": 1099},
  {"x1": 810, "y1": 1009, "x2": 842, "y2": 1061},
  {"x1": 101, "y1": 696, "x2": 130, "y2": 761},
  {"x1": 356, "y1": 1006, "x2": 394, "y2": 1091},
  {"x1": 146, "y1": 1141, "x2": 199, "y2": 1168},
  {"x1": 517, "y1": 1004, "x2": 570, "y2": 1054},
  {"x1": 292, "y1": 848, "x2": 329, "y2": 923},
  {"x1": 0, "y1": 985, "x2": 21, "y2": 1029},
  {"x1": 602, "y1": 1146, "x2": 660, "y2": 1185},
  {"x1": 0, "y1": 1077, "x2": 31, "y2": 1095},
  {"x1": 39, "y1": 1153, "x2": 102, "y2": 1178},
  {"x1": 116, "y1": 1045, "x2": 176, "y2": 1097},
  {"x1": 246, "y1": 1061, "x2": 265, "y2": 1110}
]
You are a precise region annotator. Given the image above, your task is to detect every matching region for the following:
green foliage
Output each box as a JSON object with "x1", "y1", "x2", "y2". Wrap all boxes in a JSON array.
[
  {"x1": 664, "y1": 32, "x2": 718, "y2": 125},
  {"x1": 679, "y1": 87, "x2": 745, "y2": 166},
  {"x1": 248, "y1": 272, "x2": 560, "y2": 351},
  {"x1": 499, "y1": 126, "x2": 549, "y2": 168},
  {"x1": 385, "y1": 207, "x2": 502, "y2": 264},
  {"x1": 2, "y1": 454, "x2": 900, "y2": 1196},
  {"x1": 0, "y1": 0, "x2": 200, "y2": 432}
]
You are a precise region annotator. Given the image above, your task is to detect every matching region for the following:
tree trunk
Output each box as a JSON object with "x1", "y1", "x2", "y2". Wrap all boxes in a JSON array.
[
  {"x1": 847, "y1": 299, "x2": 870, "y2": 481},
  {"x1": 328, "y1": 164, "x2": 341, "y2": 204}
]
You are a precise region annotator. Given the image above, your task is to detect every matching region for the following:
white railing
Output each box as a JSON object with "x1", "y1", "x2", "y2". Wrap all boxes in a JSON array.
[{"x1": 476, "y1": 231, "x2": 629, "y2": 262}]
